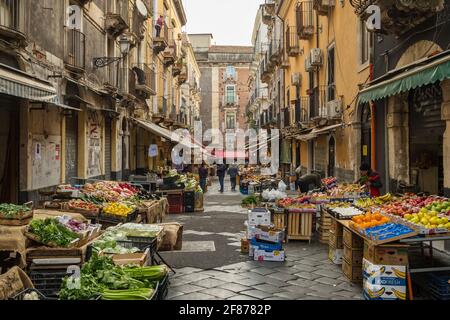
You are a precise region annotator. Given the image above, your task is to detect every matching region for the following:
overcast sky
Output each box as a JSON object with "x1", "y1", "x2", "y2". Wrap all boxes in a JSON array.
[{"x1": 182, "y1": 0, "x2": 263, "y2": 46}]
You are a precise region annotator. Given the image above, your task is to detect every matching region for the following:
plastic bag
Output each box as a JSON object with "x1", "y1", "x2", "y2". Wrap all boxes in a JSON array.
[{"x1": 278, "y1": 180, "x2": 287, "y2": 192}]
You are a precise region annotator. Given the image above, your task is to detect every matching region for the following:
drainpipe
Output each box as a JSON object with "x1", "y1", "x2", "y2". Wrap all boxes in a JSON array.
[{"x1": 370, "y1": 63, "x2": 376, "y2": 171}]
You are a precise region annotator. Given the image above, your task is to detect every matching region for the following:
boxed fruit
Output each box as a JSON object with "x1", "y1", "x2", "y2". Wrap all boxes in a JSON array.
[
  {"x1": 253, "y1": 249, "x2": 285, "y2": 262},
  {"x1": 342, "y1": 258, "x2": 363, "y2": 282},
  {"x1": 248, "y1": 209, "x2": 271, "y2": 227},
  {"x1": 363, "y1": 258, "x2": 407, "y2": 300},
  {"x1": 363, "y1": 241, "x2": 408, "y2": 266},
  {"x1": 248, "y1": 225, "x2": 284, "y2": 244},
  {"x1": 343, "y1": 227, "x2": 364, "y2": 249},
  {"x1": 343, "y1": 244, "x2": 363, "y2": 266},
  {"x1": 328, "y1": 244, "x2": 343, "y2": 265}
]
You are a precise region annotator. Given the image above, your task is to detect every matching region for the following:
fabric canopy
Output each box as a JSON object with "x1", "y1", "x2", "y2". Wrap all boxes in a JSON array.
[
  {"x1": 358, "y1": 53, "x2": 450, "y2": 103},
  {"x1": 294, "y1": 124, "x2": 343, "y2": 141}
]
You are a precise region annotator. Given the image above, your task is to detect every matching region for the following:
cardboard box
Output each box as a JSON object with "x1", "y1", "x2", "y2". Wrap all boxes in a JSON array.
[
  {"x1": 248, "y1": 226, "x2": 284, "y2": 244},
  {"x1": 329, "y1": 232, "x2": 344, "y2": 249},
  {"x1": 363, "y1": 241, "x2": 409, "y2": 266},
  {"x1": 241, "y1": 238, "x2": 249, "y2": 254},
  {"x1": 328, "y1": 244, "x2": 343, "y2": 265},
  {"x1": 250, "y1": 238, "x2": 283, "y2": 251},
  {"x1": 342, "y1": 258, "x2": 363, "y2": 282},
  {"x1": 362, "y1": 258, "x2": 407, "y2": 300},
  {"x1": 343, "y1": 244, "x2": 363, "y2": 266},
  {"x1": 253, "y1": 249, "x2": 285, "y2": 262},
  {"x1": 248, "y1": 209, "x2": 271, "y2": 227},
  {"x1": 343, "y1": 227, "x2": 364, "y2": 249}
]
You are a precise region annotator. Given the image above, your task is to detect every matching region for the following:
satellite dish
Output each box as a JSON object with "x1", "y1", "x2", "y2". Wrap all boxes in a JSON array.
[{"x1": 136, "y1": 0, "x2": 149, "y2": 18}]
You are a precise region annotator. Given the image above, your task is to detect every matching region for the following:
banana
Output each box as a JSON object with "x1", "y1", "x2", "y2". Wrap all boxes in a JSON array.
[
  {"x1": 392, "y1": 288, "x2": 406, "y2": 300},
  {"x1": 367, "y1": 287, "x2": 386, "y2": 298},
  {"x1": 369, "y1": 266, "x2": 386, "y2": 277},
  {"x1": 392, "y1": 267, "x2": 406, "y2": 279}
]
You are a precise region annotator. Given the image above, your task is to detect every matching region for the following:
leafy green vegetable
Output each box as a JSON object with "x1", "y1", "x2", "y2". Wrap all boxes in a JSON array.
[
  {"x1": 0, "y1": 203, "x2": 31, "y2": 218},
  {"x1": 29, "y1": 218, "x2": 79, "y2": 247}
]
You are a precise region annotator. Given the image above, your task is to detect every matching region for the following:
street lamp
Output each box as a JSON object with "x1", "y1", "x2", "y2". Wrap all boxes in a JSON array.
[{"x1": 93, "y1": 35, "x2": 131, "y2": 68}]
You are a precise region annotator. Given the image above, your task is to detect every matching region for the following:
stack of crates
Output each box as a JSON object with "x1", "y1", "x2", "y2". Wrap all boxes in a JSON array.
[
  {"x1": 319, "y1": 207, "x2": 332, "y2": 244},
  {"x1": 328, "y1": 218, "x2": 343, "y2": 265},
  {"x1": 167, "y1": 191, "x2": 184, "y2": 214},
  {"x1": 184, "y1": 191, "x2": 195, "y2": 213},
  {"x1": 342, "y1": 227, "x2": 364, "y2": 283}
]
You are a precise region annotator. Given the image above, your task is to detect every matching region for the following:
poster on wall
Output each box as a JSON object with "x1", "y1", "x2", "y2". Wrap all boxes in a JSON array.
[
  {"x1": 149, "y1": 144, "x2": 158, "y2": 157},
  {"x1": 32, "y1": 135, "x2": 61, "y2": 190}
]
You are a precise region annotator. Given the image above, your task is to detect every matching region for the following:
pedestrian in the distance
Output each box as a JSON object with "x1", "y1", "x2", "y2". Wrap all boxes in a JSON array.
[
  {"x1": 198, "y1": 162, "x2": 209, "y2": 193},
  {"x1": 357, "y1": 163, "x2": 382, "y2": 197},
  {"x1": 228, "y1": 162, "x2": 239, "y2": 192},
  {"x1": 216, "y1": 162, "x2": 227, "y2": 193},
  {"x1": 155, "y1": 15, "x2": 164, "y2": 37}
]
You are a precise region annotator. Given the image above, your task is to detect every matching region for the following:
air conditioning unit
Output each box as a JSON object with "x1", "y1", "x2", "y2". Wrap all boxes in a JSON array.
[
  {"x1": 327, "y1": 99, "x2": 343, "y2": 118},
  {"x1": 305, "y1": 56, "x2": 315, "y2": 72},
  {"x1": 291, "y1": 73, "x2": 302, "y2": 86},
  {"x1": 314, "y1": 0, "x2": 336, "y2": 15},
  {"x1": 310, "y1": 48, "x2": 323, "y2": 66}
]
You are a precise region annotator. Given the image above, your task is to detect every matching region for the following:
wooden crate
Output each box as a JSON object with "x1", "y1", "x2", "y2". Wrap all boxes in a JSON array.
[
  {"x1": 272, "y1": 212, "x2": 287, "y2": 230},
  {"x1": 343, "y1": 227, "x2": 364, "y2": 249},
  {"x1": 343, "y1": 244, "x2": 363, "y2": 266},
  {"x1": 286, "y1": 211, "x2": 314, "y2": 243},
  {"x1": 342, "y1": 258, "x2": 363, "y2": 283}
]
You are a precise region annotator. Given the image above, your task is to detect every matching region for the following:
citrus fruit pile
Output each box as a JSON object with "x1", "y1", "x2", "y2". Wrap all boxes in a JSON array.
[{"x1": 352, "y1": 212, "x2": 390, "y2": 229}]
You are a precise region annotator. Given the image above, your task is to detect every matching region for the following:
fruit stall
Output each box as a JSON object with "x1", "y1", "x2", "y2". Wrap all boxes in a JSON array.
[
  {"x1": 241, "y1": 177, "x2": 450, "y2": 300},
  {"x1": 0, "y1": 179, "x2": 180, "y2": 300}
]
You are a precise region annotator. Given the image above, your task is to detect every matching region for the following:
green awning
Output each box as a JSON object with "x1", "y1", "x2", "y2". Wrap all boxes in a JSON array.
[{"x1": 359, "y1": 54, "x2": 450, "y2": 104}]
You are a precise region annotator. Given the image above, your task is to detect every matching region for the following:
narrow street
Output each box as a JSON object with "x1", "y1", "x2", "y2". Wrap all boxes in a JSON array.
[{"x1": 161, "y1": 178, "x2": 363, "y2": 300}]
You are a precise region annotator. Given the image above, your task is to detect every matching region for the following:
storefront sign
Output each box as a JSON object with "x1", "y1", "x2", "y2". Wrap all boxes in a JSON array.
[
  {"x1": 149, "y1": 144, "x2": 158, "y2": 157},
  {"x1": 366, "y1": 5, "x2": 381, "y2": 31},
  {"x1": 66, "y1": 5, "x2": 82, "y2": 30}
]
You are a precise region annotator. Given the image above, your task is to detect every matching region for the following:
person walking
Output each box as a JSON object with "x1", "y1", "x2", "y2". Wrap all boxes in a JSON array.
[
  {"x1": 216, "y1": 162, "x2": 227, "y2": 193},
  {"x1": 357, "y1": 163, "x2": 382, "y2": 197},
  {"x1": 228, "y1": 162, "x2": 239, "y2": 192},
  {"x1": 198, "y1": 163, "x2": 209, "y2": 193},
  {"x1": 155, "y1": 15, "x2": 164, "y2": 37}
]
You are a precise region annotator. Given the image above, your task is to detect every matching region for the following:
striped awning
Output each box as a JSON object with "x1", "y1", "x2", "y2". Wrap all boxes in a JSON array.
[{"x1": 0, "y1": 64, "x2": 57, "y2": 102}]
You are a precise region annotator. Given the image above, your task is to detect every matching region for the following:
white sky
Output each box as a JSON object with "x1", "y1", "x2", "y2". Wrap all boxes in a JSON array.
[{"x1": 182, "y1": 0, "x2": 263, "y2": 46}]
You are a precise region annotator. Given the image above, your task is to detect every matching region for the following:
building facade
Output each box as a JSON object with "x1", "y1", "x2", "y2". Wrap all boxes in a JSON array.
[
  {"x1": 189, "y1": 34, "x2": 253, "y2": 137},
  {"x1": 0, "y1": 0, "x2": 199, "y2": 204}
]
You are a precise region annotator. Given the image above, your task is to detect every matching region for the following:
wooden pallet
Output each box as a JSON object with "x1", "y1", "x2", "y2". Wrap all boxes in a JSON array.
[{"x1": 286, "y1": 211, "x2": 314, "y2": 243}]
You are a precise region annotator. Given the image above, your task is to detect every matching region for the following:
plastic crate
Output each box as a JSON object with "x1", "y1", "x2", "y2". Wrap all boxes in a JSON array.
[
  {"x1": 428, "y1": 273, "x2": 450, "y2": 300},
  {"x1": 29, "y1": 269, "x2": 68, "y2": 298},
  {"x1": 116, "y1": 237, "x2": 158, "y2": 265},
  {"x1": 10, "y1": 288, "x2": 56, "y2": 300},
  {"x1": 156, "y1": 274, "x2": 169, "y2": 300}
]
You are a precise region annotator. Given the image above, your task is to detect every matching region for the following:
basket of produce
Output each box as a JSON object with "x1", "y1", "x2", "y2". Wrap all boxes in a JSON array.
[
  {"x1": 10, "y1": 288, "x2": 55, "y2": 301},
  {"x1": 58, "y1": 254, "x2": 168, "y2": 300},
  {"x1": 0, "y1": 202, "x2": 34, "y2": 226},
  {"x1": 99, "y1": 202, "x2": 138, "y2": 224},
  {"x1": 25, "y1": 218, "x2": 82, "y2": 248},
  {"x1": 241, "y1": 195, "x2": 259, "y2": 208},
  {"x1": 66, "y1": 199, "x2": 101, "y2": 218}
]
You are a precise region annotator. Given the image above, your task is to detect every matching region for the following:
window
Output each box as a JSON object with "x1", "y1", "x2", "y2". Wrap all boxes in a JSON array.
[
  {"x1": 226, "y1": 113, "x2": 236, "y2": 130},
  {"x1": 225, "y1": 85, "x2": 236, "y2": 104},
  {"x1": 359, "y1": 19, "x2": 370, "y2": 66},
  {"x1": 327, "y1": 45, "x2": 335, "y2": 101},
  {"x1": 226, "y1": 66, "x2": 236, "y2": 79}
]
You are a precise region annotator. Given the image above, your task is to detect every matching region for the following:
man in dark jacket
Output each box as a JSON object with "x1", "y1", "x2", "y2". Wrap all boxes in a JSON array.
[
  {"x1": 228, "y1": 163, "x2": 239, "y2": 192},
  {"x1": 297, "y1": 172, "x2": 322, "y2": 193},
  {"x1": 216, "y1": 162, "x2": 227, "y2": 193},
  {"x1": 198, "y1": 163, "x2": 209, "y2": 193},
  {"x1": 358, "y1": 163, "x2": 382, "y2": 197}
]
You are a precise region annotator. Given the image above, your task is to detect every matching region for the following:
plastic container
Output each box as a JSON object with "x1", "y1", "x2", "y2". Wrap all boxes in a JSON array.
[{"x1": 29, "y1": 269, "x2": 68, "y2": 298}]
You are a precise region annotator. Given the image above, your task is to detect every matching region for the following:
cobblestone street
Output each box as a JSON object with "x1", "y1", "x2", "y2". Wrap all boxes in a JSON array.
[{"x1": 161, "y1": 179, "x2": 363, "y2": 300}]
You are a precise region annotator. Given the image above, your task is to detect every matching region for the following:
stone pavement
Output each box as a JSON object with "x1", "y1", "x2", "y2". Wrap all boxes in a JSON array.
[
  {"x1": 162, "y1": 177, "x2": 363, "y2": 300},
  {"x1": 167, "y1": 242, "x2": 363, "y2": 300}
]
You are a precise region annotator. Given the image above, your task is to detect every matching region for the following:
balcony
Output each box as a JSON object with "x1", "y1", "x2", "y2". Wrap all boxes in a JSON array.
[
  {"x1": 130, "y1": 63, "x2": 156, "y2": 98},
  {"x1": 260, "y1": 53, "x2": 273, "y2": 84},
  {"x1": 106, "y1": 0, "x2": 130, "y2": 38},
  {"x1": 163, "y1": 38, "x2": 177, "y2": 67},
  {"x1": 103, "y1": 63, "x2": 126, "y2": 94},
  {"x1": 297, "y1": 97, "x2": 313, "y2": 125},
  {"x1": 296, "y1": 1, "x2": 315, "y2": 39},
  {"x1": 172, "y1": 58, "x2": 184, "y2": 77},
  {"x1": 349, "y1": 0, "x2": 445, "y2": 35},
  {"x1": 286, "y1": 26, "x2": 300, "y2": 57},
  {"x1": 0, "y1": 0, "x2": 26, "y2": 46},
  {"x1": 153, "y1": 97, "x2": 168, "y2": 123},
  {"x1": 262, "y1": 0, "x2": 275, "y2": 25},
  {"x1": 313, "y1": 0, "x2": 336, "y2": 15},
  {"x1": 222, "y1": 95, "x2": 240, "y2": 107},
  {"x1": 178, "y1": 66, "x2": 188, "y2": 85},
  {"x1": 64, "y1": 28, "x2": 86, "y2": 76},
  {"x1": 269, "y1": 39, "x2": 282, "y2": 66},
  {"x1": 164, "y1": 104, "x2": 176, "y2": 126},
  {"x1": 154, "y1": 24, "x2": 168, "y2": 54}
]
